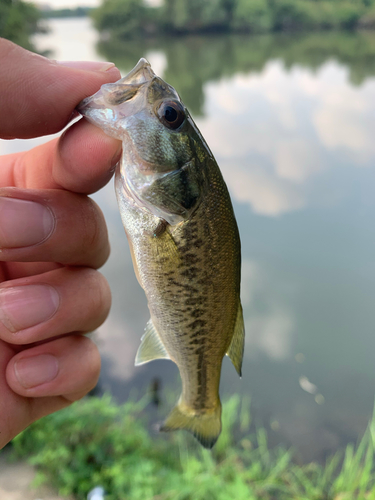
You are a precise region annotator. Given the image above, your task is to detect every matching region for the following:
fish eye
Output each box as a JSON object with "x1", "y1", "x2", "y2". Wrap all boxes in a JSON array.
[{"x1": 157, "y1": 101, "x2": 185, "y2": 130}]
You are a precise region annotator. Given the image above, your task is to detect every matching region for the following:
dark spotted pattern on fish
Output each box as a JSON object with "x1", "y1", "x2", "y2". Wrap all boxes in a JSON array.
[{"x1": 124, "y1": 160, "x2": 241, "y2": 413}]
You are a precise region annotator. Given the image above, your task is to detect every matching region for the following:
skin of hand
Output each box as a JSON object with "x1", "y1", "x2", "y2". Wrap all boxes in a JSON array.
[{"x1": 0, "y1": 39, "x2": 123, "y2": 449}]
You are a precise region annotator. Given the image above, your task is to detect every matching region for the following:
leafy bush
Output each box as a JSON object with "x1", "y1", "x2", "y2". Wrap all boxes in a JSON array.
[
  {"x1": 270, "y1": 0, "x2": 364, "y2": 31},
  {"x1": 8, "y1": 394, "x2": 293, "y2": 499},
  {"x1": 358, "y1": 6, "x2": 375, "y2": 28},
  {"x1": 336, "y1": 2, "x2": 366, "y2": 29},
  {"x1": 91, "y1": 0, "x2": 149, "y2": 39},
  {"x1": 91, "y1": 0, "x2": 375, "y2": 38},
  {"x1": 0, "y1": 0, "x2": 46, "y2": 50},
  {"x1": 6, "y1": 394, "x2": 375, "y2": 499},
  {"x1": 231, "y1": 0, "x2": 272, "y2": 33},
  {"x1": 161, "y1": 0, "x2": 231, "y2": 33}
]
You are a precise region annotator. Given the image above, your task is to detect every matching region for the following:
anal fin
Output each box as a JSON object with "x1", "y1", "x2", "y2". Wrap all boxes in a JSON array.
[
  {"x1": 226, "y1": 303, "x2": 245, "y2": 377},
  {"x1": 135, "y1": 318, "x2": 171, "y2": 366}
]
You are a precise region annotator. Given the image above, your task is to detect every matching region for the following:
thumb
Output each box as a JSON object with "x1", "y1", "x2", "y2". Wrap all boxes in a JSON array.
[{"x1": 0, "y1": 38, "x2": 121, "y2": 140}]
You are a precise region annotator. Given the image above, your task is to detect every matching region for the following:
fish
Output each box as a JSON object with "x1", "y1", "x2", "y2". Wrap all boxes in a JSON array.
[{"x1": 78, "y1": 58, "x2": 244, "y2": 449}]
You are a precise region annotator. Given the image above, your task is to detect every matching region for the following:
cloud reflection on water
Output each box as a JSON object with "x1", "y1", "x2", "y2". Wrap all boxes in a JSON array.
[
  {"x1": 241, "y1": 259, "x2": 295, "y2": 361},
  {"x1": 197, "y1": 60, "x2": 375, "y2": 217}
]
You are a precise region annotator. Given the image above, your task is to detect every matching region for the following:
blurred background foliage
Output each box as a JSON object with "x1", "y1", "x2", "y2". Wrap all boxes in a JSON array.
[
  {"x1": 3, "y1": 0, "x2": 375, "y2": 52},
  {"x1": 91, "y1": 0, "x2": 375, "y2": 40},
  {"x1": 8, "y1": 394, "x2": 375, "y2": 500},
  {"x1": 0, "y1": 0, "x2": 46, "y2": 50}
]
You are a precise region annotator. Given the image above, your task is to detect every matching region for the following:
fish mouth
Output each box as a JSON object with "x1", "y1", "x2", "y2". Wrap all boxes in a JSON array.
[
  {"x1": 79, "y1": 57, "x2": 155, "y2": 109},
  {"x1": 118, "y1": 57, "x2": 155, "y2": 86},
  {"x1": 77, "y1": 58, "x2": 156, "y2": 137}
]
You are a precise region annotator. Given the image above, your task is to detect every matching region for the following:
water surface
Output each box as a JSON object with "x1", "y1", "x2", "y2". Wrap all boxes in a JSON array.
[{"x1": 2, "y1": 18, "x2": 375, "y2": 462}]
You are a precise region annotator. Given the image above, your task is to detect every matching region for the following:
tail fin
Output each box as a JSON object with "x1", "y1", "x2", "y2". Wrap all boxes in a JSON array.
[{"x1": 160, "y1": 400, "x2": 222, "y2": 449}]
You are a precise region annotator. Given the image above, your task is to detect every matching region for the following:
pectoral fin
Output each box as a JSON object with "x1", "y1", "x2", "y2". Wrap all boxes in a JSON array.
[
  {"x1": 141, "y1": 160, "x2": 202, "y2": 224},
  {"x1": 135, "y1": 319, "x2": 171, "y2": 366},
  {"x1": 149, "y1": 222, "x2": 181, "y2": 268},
  {"x1": 226, "y1": 304, "x2": 245, "y2": 377}
]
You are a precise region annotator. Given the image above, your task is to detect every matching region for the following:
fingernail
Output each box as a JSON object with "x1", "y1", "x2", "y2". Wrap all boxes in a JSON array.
[
  {"x1": 0, "y1": 285, "x2": 60, "y2": 333},
  {"x1": 57, "y1": 60, "x2": 116, "y2": 72},
  {"x1": 0, "y1": 197, "x2": 55, "y2": 248},
  {"x1": 15, "y1": 354, "x2": 59, "y2": 388}
]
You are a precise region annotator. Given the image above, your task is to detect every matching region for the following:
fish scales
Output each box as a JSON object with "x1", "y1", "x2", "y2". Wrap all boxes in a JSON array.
[
  {"x1": 129, "y1": 162, "x2": 240, "y2": 409},
  {"x1": 78, "y1": 58, "x2": 244, "y2": 448}
]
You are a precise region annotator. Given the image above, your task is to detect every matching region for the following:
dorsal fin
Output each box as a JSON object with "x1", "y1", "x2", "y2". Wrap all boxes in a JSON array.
[
  {"x1": 135, "y1": 318, "x2": 171, "y2": 366},
  {"x1": 226, "y1": 304, "x2": 245, "y2": 377}
]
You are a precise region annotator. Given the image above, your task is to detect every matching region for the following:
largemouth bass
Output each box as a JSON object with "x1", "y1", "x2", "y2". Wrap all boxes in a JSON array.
[{"x1": 78, "y1": 59, "x2": 244, "y2": 448}]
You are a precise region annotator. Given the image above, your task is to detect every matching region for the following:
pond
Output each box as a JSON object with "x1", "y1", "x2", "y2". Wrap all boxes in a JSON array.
[{"x1": 2, "y1": 17, "x2": 375, "y2": 463}]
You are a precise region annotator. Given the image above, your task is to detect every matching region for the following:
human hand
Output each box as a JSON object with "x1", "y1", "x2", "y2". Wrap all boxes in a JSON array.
[{"x1": 0, "y1": 39, "x2": 122, "y2": 448}]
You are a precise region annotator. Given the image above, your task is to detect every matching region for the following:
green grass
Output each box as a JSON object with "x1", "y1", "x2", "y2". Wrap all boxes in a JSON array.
[{"x1": 4, "y1": 394, "x2": 375, "y2": 499}]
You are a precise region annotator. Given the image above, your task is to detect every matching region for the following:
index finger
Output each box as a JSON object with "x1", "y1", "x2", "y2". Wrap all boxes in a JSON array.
[
  {"x1": 0, "y1": 39, "x2": 121, "y2": 139},
  {"x1": 0, "y1": 39, "x2": 123, "y2": 193}
]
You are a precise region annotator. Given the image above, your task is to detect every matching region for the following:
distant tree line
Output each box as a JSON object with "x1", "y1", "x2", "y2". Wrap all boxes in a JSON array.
[
  {"x1": 92, "y1": 0, "x2": 375, "y2": 40},
  {"x1": 0, "y1": 0, "x2": 46, "y2": 50},
  {"x1": 42, "y1": 7, "x2": 94, "y2": 19}
]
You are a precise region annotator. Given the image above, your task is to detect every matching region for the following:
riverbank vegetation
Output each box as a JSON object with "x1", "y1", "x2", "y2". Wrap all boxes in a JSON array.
[
  {"x1": 4, "y1": 394, "x2": 375, "y2": 500},
  {"x1": 42, "y1": 7, "x2": 93, "y2": 18},
  {"x1": 0, "y1": 0, "x2": 46, "y2": 50},
  {"x1": 92, "y1": 0, "x2": 375, "y2": 40}
]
